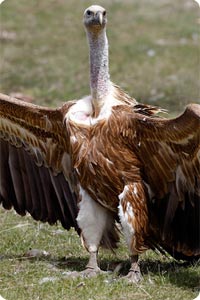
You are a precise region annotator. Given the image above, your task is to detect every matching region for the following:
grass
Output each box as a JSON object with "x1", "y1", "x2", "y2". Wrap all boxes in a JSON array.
[
  {"x1": 0, "y1": 0, "x2": 200, "y2": 299},
  {"x1": 0, "y1": 208, "x2": 199, "y2": 300},
  {"x1": 0, "y1": 0, "x2": 199, "y2": 112}
]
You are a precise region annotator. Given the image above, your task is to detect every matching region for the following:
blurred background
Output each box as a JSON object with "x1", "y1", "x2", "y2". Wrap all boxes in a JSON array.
[{"x1": 0, "y1": 0, "x2": 199, "y2": 115}]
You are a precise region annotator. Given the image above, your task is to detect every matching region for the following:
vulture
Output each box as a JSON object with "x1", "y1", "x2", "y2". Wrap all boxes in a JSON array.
[{"x1": 0, "y1": 5, "x2": 199, "y2": 282}]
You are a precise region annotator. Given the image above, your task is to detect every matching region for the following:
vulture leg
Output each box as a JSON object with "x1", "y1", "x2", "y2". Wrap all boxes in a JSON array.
[
  {"x1": 125, "y1": 254, "x2": 142, "y2": 283},
  {"x1": 80, "y1": 250, "x2": 102, "y2": 277},
  {"x1": 76, "y1": 189, "x2": 110, "y2": 277},
  {"x1": 118, "y1": 183, "x2": 149, "y2": 283}
]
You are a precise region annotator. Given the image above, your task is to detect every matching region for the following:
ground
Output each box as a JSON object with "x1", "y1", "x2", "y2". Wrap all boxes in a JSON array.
[{"x1": 0, "y1": 208, "x2": 199, "y2": 300}]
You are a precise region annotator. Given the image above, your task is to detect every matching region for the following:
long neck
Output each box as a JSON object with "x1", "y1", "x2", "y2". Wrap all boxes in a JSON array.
[{"x1": 87, "y1": 29, "x2": 111, "y2": 109}]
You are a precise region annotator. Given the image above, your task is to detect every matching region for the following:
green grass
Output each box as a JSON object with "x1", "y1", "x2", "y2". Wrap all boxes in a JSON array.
[
  {"x1": 0, "y1": 0, "x2": 199, "y2": 112},
  {"x1": 0, "y1": 1, "x2": 200, "y2": 299},
  {"x1": 0, "y1": 208, "x2": 199, "y2": 300}
]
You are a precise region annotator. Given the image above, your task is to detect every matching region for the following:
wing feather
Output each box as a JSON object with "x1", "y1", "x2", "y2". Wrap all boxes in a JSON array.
[
  {"x1": 117, "y1": 103, "x2": 200, "y2": 257},
  {"x1": 123, "y1": 104, "x2": 200, "y2": 198},
  {"x1": 0, "y1": 140, "x2": 16, "y2": 210},
  {"x1": 8, "y1": 144, "x2": 27, "y2": 214},
  {"x1": 0, "y1": 93, "x2": 79, "y2": 231}
]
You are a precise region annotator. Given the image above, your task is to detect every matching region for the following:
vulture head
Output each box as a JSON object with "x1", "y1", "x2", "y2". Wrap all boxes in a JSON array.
[{"x1": 83, "y1": 5, "x2": 107, "y2": 32}]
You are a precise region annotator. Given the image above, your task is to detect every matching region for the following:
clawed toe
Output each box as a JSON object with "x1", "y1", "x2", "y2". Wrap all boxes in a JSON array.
[
  {"x1": 63, "y1": 267, "x2": 106, "y2": 279},
  {"x1": 80, "y1": 267, "x2": 105, "y2": 278},
  {"x1": 121, "y1": 255, "x2": 142, "y2": 283},
  {"x1": 123, "y1": 269, "x2": 143, "y2": 283}
]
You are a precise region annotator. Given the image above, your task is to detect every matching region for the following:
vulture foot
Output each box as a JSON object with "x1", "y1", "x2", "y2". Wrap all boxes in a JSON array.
[
  {"x1": 122, "y1": 255, "x2": 142, "y2": 283},
  {"x1": 63, "y1": 267, "x2": 106, "y2": 279},
  {"x1": 123, "y1": 268, "x2": 143, "y2": 283},
  {"x1": 80, "y1": 267, "x2": 106, "y2": 278}
]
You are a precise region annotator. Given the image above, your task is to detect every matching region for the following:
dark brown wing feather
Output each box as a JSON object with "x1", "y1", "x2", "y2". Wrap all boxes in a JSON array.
[
  {"x1": 117, "y1": 103, "x2": 200, "y2": 258},
  {"x1": 0, "y1": 93, "x2": 79, "y2": 232}
]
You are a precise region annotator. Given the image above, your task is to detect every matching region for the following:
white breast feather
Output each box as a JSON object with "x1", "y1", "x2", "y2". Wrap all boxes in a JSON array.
[{"x1": 65, "y1": 86, "x2": 122, "y2": 125}]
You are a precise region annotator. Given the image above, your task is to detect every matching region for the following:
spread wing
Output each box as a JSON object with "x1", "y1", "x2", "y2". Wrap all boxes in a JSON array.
[
  {"x1": 0, "y1": 93, "x2": 79, "y2": 232},
  {"x1": 119, "y1": 104, "x2": 200, "y2": 257}
]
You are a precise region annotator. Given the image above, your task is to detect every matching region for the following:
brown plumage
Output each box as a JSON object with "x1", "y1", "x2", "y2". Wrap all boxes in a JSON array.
[
  {"x1": 0, "y1": 5, "x2": 199, "y2": 282},
  {"x1": 0, "y1": 93, "x2": 78, "y2": 230},
  {"x1": 0, "y1": 90, "x2": 199, "y2": 278}
]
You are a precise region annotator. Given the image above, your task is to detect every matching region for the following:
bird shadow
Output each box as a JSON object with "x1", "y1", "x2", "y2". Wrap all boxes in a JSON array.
[{"x1": 1, "y1": 252, "x2": 199, "y2": 291}]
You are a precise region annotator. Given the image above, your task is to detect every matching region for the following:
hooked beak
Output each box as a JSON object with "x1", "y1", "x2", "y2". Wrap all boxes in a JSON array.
[{"x1": 97, "y1": 12, "x2": 103, "y2": 25}]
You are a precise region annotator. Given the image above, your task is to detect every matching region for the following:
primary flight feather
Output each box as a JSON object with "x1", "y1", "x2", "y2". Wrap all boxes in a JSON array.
[{"x1": 0, "y1": 5, "x2": 199, "y2": 282}]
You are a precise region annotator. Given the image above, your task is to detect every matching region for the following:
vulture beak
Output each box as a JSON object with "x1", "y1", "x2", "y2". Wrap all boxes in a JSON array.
[{"x1": 97, "y1": 12, "x2": 103, "y2": 26}]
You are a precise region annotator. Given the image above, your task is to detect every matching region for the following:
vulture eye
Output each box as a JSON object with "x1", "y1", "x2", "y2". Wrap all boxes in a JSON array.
[
  {"x1": 103, "y1": 11, "x2": 106, "y2": 16},
  {"x1": 86, "y1": 10, "x2": 91, "y2": 16}
]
